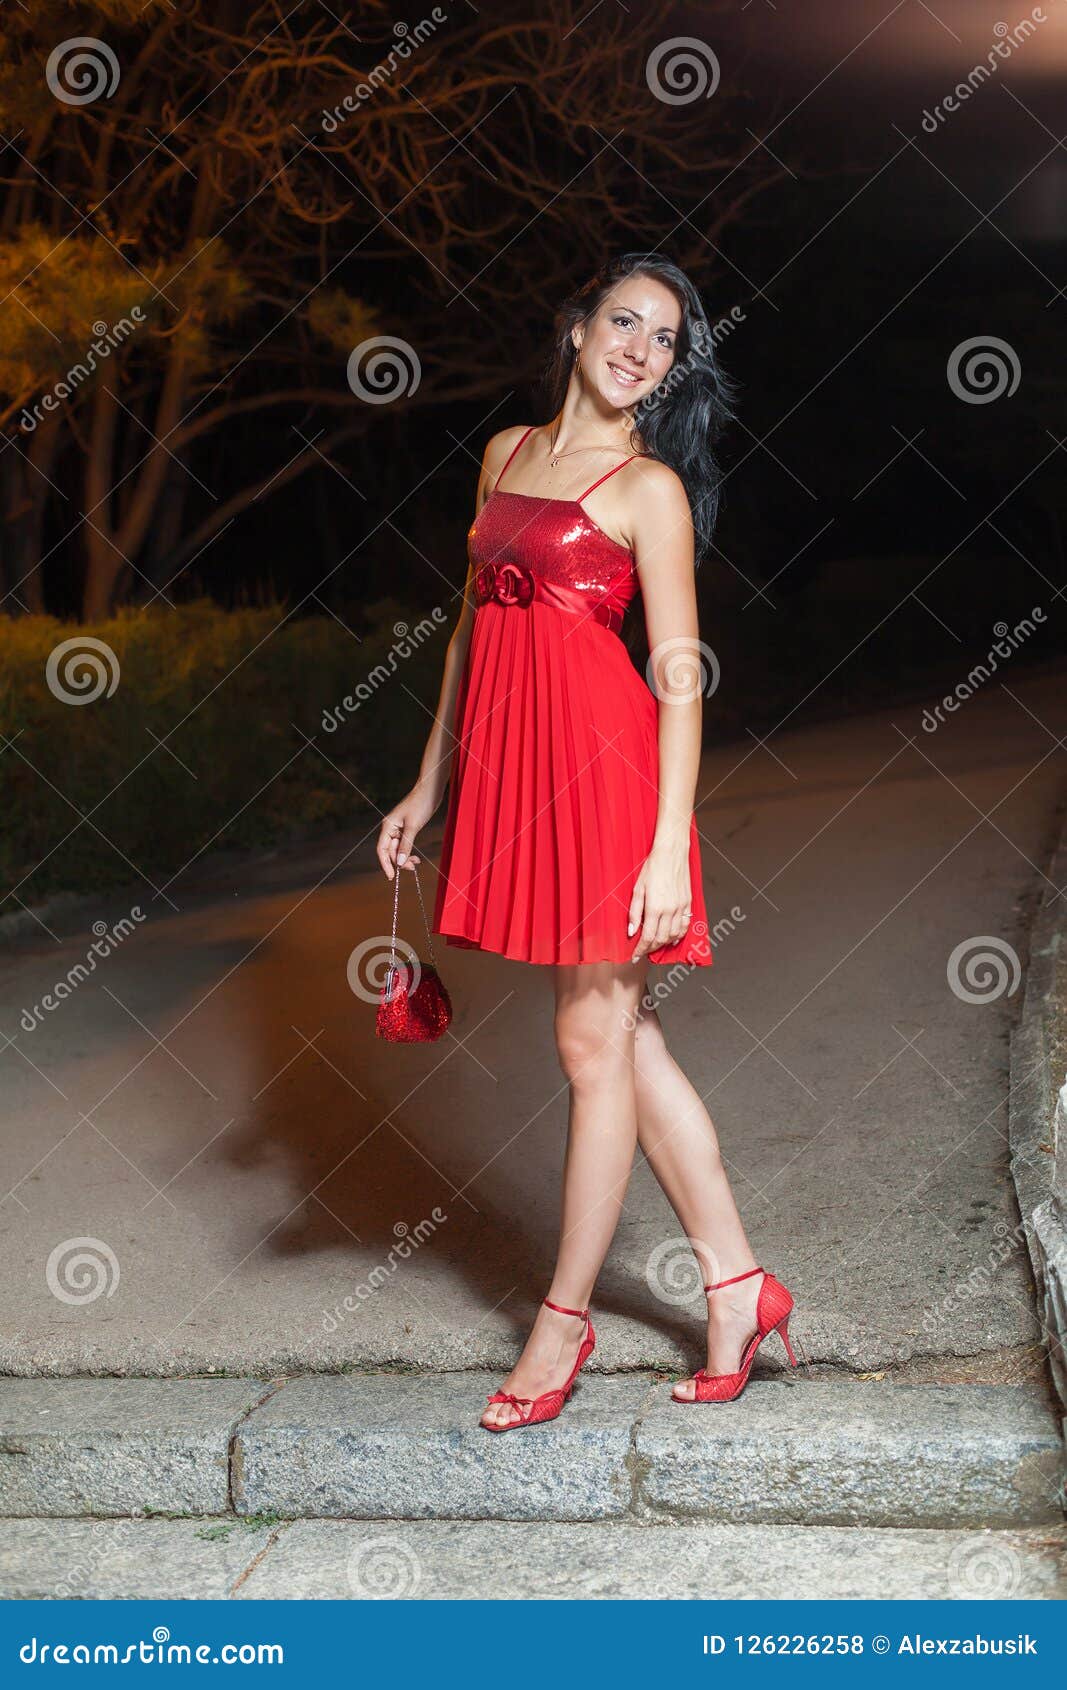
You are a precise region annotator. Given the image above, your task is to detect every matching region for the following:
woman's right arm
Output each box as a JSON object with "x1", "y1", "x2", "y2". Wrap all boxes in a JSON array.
[{"x1": 375, "y1": 429, "x2": 515, "y2": 881}]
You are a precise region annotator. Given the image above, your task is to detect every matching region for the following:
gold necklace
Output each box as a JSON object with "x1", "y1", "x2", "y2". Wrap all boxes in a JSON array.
[{"x1": 549, "y1": 422, "x2": 634, "y2": 469}]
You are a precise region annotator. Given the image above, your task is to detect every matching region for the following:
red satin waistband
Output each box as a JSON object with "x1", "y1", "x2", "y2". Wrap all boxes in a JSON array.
[{"x1": 474, "y1": 560, "x2": 623, "y2": 635}]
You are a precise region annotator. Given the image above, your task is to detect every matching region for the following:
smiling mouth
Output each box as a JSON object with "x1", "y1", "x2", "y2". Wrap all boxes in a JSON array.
[{"x1": 606, "y1": 362, "x2": 642, "y2": 387}]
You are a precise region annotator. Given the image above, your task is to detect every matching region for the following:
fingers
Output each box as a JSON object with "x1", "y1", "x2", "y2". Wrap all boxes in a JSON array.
[
  {"x1": 377, "y1": 810, "x2": 426, "y2": 880},
  {"x1": 626, "y1": 880, "x2": 645, "y2": 944},
  {"x1": 631, "y1": 905, "x2": 693, "y2": 961},
  {"x1": 376, "y1": 816, "x2": 402, "y2": 880}
]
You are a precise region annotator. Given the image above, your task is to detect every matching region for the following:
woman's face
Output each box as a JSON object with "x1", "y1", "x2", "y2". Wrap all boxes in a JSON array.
[{"x1": 574, "y1": 275, "x2": 681, "y2": 411}]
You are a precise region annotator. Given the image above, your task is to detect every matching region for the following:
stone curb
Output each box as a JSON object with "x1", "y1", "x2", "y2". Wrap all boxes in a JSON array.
[
  {"x1": 2, "y1": 1375, "x2": 1062, "y2": 1529},
  {"x1": 1008, "y1": 801, "x2": 1067, "y2": 1414},
  {"x1": 231, "y1": 1374, "x2": 1064, "y2": 1528},
  {"x1": 633, "y1": 1379, "x2": 1063, "y2": 1528},
  {"x1": 0, "y1": 1377, "x2": 275, "y2": 1517}
]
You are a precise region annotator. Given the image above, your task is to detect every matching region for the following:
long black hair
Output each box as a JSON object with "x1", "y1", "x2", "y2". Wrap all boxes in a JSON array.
[{"x1": 541, "y1": 253, "x2": 739, "y2": 563}]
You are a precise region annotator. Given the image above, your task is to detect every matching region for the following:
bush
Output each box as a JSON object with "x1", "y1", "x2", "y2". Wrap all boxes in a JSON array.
[{"x1": 0, "y1": 596, "x2": 451, "y2": 901}]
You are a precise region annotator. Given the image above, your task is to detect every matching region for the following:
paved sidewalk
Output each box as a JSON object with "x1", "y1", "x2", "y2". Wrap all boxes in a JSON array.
[
  {"x1": 4, "y1": 1517, "x2": 1064, "y2": 1601},
  {"x1": 2, "y1": 671, "x2": 1065, "y2": 1377}
]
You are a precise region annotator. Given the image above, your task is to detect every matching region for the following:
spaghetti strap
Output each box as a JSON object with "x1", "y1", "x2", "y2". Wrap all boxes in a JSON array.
[
  {"x1": 493, "y1": 425, "x2": 536, "y2": 493},
  {"x1": 576, "y1": 455, "x2": 639, "y2": 503}
]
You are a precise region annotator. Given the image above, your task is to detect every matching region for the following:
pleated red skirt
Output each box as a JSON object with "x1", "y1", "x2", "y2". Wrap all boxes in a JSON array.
[{"x1": 431, "y1": 589, "x2": 713, "y2": 969}]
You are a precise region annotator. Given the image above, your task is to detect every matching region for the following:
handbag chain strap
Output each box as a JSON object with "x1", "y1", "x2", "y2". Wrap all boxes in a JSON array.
[{"x1": 389, "y1": 862, "x2": 439, "y2": 971}]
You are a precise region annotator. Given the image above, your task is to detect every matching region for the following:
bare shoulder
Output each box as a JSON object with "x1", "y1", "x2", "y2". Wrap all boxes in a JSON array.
[
  {"x1": 628, "y1": 455, "x2": 692, "y2": 521},
  {"x1": 625, "y1": 456, "x2": 695, "y2": 571},
  {"x1": 483, "y1": 423, "x2": 537, "y2": 483}
]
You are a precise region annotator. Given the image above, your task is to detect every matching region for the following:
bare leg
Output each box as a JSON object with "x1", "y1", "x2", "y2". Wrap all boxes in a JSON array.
[
  {"x1": 481, "y1": 959, "x2": 647, "y2": 1429},
  {"x1": 631, "y1": 999, "x2": 763, "y2": 1397}
]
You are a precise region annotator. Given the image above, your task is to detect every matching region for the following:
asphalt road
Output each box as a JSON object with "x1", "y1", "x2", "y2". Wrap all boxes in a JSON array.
[{"x1": 2, "y1": 668, "x2": 1064, "y2": 1378}]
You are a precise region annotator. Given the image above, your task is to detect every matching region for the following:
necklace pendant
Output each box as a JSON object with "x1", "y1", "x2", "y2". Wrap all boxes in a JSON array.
[{"x1": 550, "y1": 456, "x2": 559, "y2": 468}]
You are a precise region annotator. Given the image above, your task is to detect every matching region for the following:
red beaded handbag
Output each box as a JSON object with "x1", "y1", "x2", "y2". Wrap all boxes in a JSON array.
[{"x1": 375, "y1": 864, "x2": 453, "y2": 1042}]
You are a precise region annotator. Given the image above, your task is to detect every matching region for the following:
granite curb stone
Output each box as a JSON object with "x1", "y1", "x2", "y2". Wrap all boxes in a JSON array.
[
  {"x1": 233, "y1": 1373, "x2": 651, "y2": 1520},
  {"x1": 0, "y1": 1377, "x2": 275, "y2": 1517},
  {"x1": 634, "y1": 1379, "x2": 1064, "y2": 1527}
]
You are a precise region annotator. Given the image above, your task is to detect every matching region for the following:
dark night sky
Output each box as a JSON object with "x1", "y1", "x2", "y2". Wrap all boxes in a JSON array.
[{"x1": 196, "y1": 0, "x2": 1065, "y2": 726}]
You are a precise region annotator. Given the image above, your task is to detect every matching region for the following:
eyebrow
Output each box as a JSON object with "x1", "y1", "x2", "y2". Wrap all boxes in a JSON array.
[{"x1": 610, "y1": 306, "x2": 679, "y2": 333}]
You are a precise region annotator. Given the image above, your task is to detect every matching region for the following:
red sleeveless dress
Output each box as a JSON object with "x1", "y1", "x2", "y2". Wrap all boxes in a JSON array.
[{"x1": 432, "y1": 426, "x2": 713, "y2": 968}]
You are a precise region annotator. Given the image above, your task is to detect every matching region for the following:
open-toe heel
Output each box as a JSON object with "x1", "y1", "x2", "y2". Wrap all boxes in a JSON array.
[{"x1": 482, "y1": 1296, "x2": 596, "y2": 1432}]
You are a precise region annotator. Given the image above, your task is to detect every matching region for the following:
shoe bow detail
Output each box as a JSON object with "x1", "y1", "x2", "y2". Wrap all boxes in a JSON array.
[{"x1": 485, "y1": 1388, "x2": 533, "y2": 1418}]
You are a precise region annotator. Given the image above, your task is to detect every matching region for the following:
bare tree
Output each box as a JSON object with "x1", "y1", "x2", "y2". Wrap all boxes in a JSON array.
[{"x1": 0, "y1": 0, "x2": 778, "y2": 619}]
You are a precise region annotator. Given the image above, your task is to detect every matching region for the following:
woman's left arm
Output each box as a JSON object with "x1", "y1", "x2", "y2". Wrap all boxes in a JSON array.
[{"x1": 627, "y1": 464, "x2": 703, "y2": 963}]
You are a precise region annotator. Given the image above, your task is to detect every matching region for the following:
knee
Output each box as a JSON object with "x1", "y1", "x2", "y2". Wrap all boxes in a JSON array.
[{"x1": 554, "y1": 1011, "x2": 632, "y2": 1088}]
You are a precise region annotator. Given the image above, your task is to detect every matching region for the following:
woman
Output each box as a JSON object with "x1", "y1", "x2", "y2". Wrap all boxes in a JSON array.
[{"x1": 377, "y1": 253, "x2": 797, "y2": 1431}]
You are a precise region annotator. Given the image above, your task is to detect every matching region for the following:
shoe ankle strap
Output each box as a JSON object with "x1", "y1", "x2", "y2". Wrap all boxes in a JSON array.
[
  {"x1": 543, "y1": 1295, "x2": 589, "y2": 1319},
  {"x1": 704, "y1": 1265, "x2": 764, "y2": 1293}
]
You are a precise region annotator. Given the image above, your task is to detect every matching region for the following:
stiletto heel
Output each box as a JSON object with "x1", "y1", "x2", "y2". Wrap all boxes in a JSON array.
[
  {"x1": 673, "y1": 1265, "x2": 798, "y2": 1405},
  {"x1": 778, "y1": 1314, "x2": 799, "y2": 1368},
  {"x1": 482, "y1": 1296, "x2": 596, "y2": 1432}
]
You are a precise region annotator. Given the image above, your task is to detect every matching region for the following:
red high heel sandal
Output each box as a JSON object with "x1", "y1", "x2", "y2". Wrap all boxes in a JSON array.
[
  {"x1": 673, "y1": 1265, "x2": 798, "y2": 1404},
  {"x1": 482, "y1": 1296, "x2": 596, "y2": 1432}
]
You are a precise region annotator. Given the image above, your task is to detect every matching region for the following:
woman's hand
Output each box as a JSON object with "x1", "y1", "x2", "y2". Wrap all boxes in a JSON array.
[
  {"x1": 377, "y1": 781, "x2": 441, "y2": 880},
  {"x1": 628, "y1": 838, "x2": 692, "y2": 962}
]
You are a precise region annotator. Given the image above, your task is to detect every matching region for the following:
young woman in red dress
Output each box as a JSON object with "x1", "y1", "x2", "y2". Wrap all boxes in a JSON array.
[{"x1": 377, "y1": 254, "x2": 797, "y2": 1431}]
